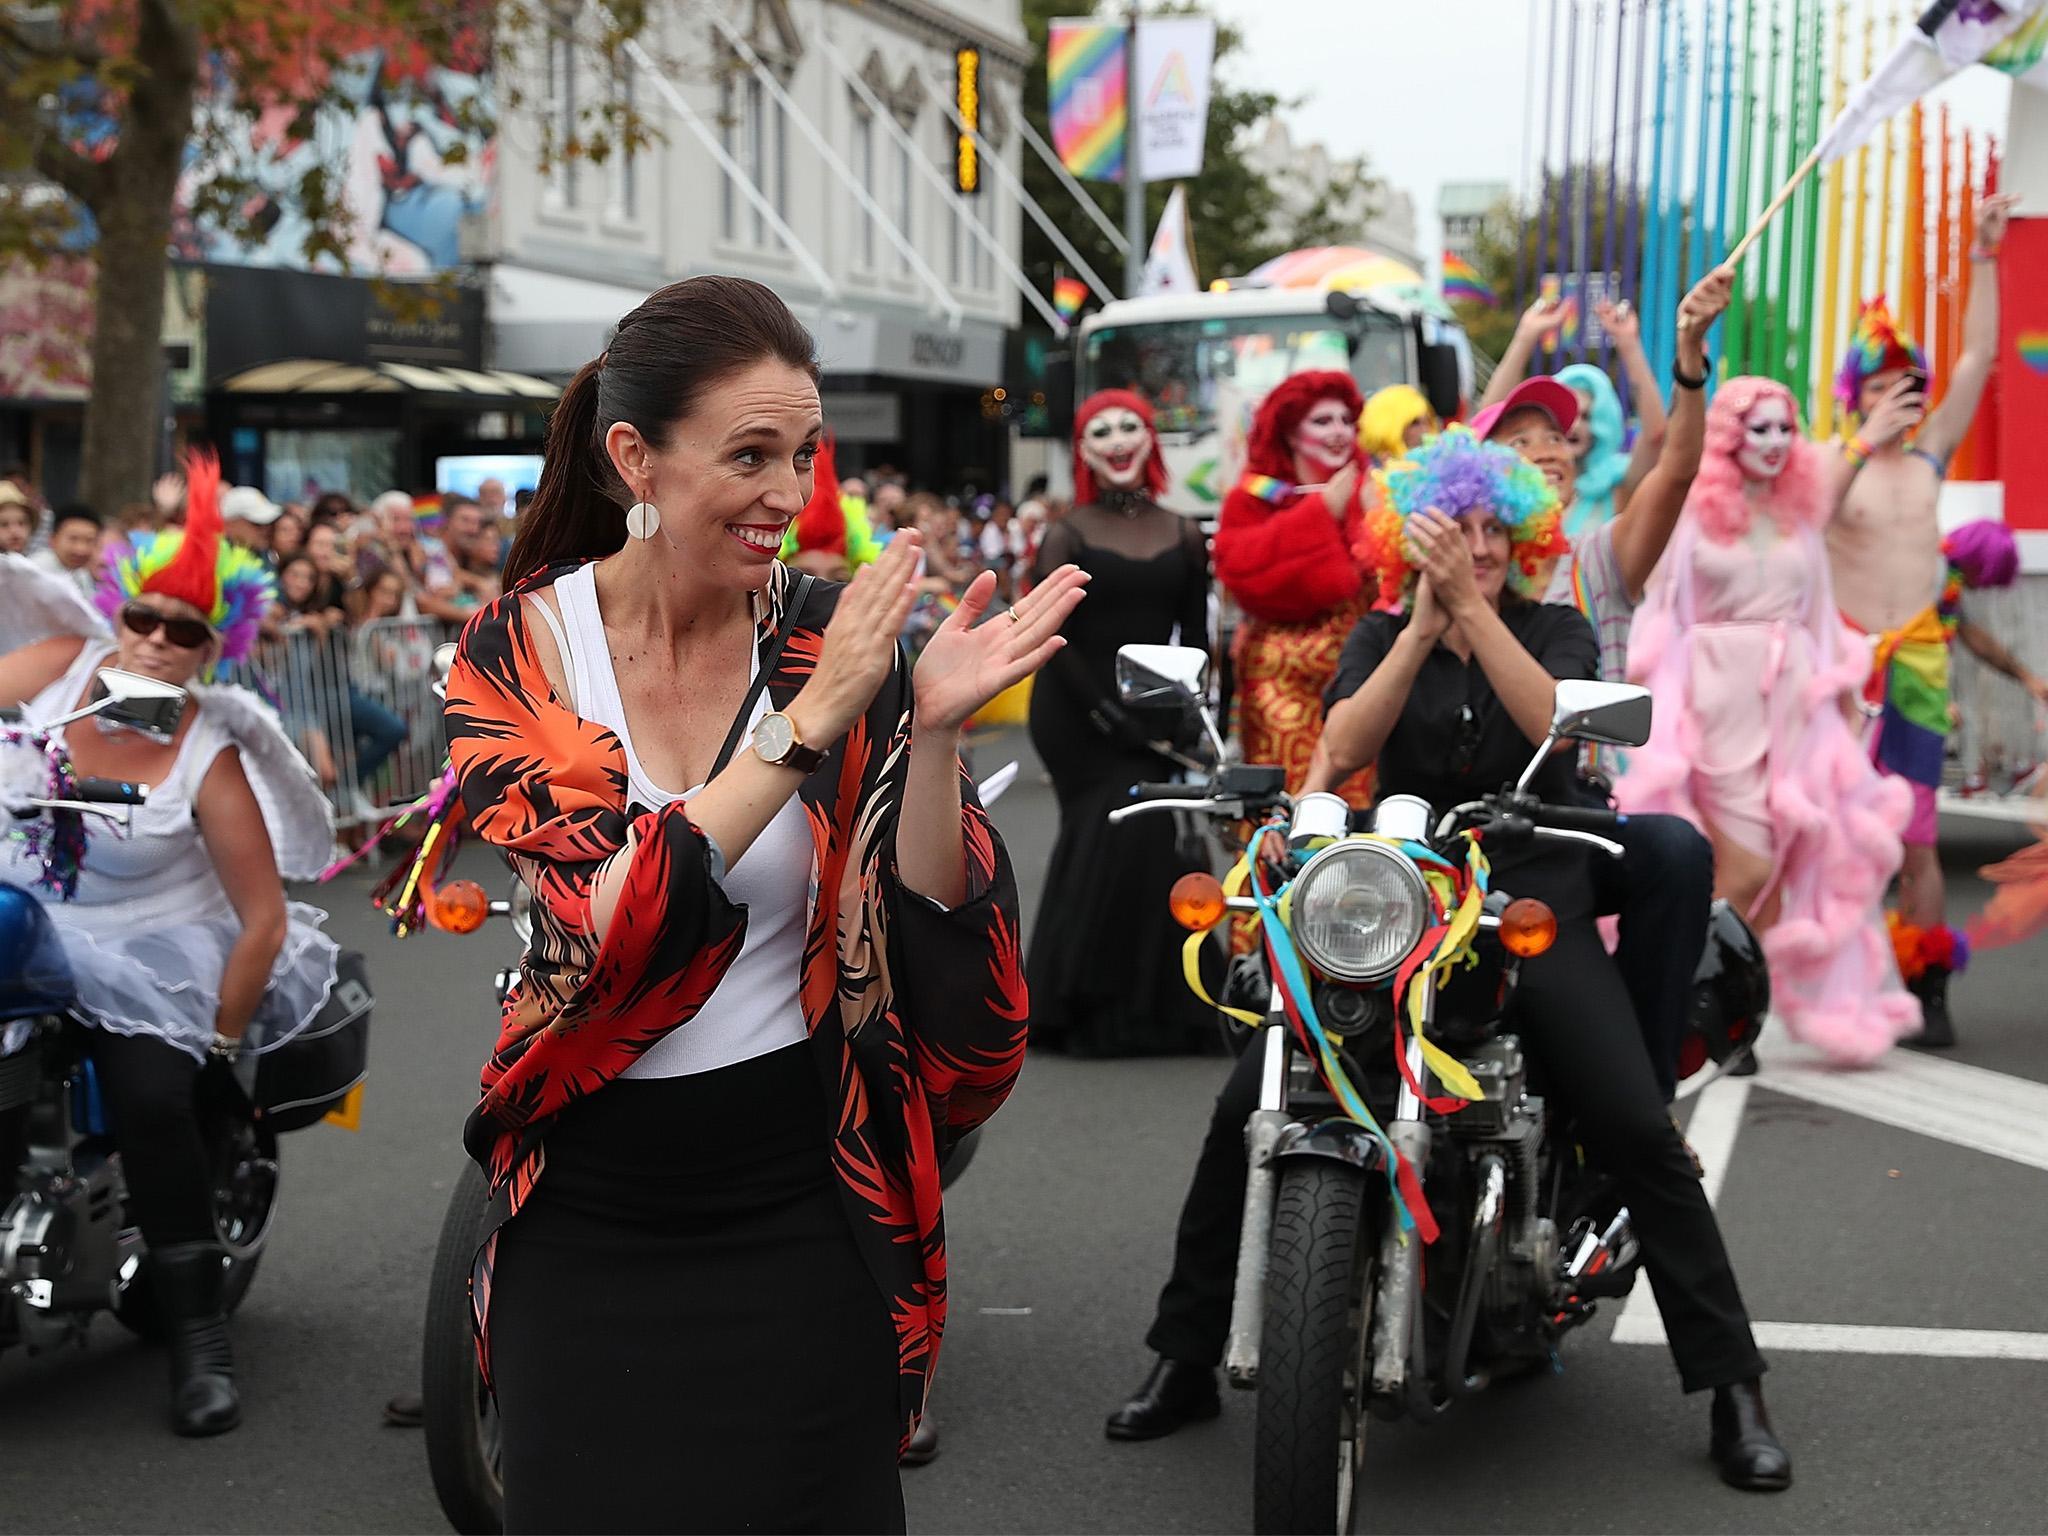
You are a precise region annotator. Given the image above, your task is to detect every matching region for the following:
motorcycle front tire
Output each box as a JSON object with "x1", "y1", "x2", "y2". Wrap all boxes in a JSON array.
[
  {"x1": 422, "y1": 1158, "x2": 503, "y2": 1536},
  {"x1": 1253, "y1": 1159, "x2": 1373, "y2": 1536}
]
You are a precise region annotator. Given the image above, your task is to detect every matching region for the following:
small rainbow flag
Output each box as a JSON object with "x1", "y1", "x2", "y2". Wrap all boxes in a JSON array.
[
  {"x1": 1052, "y1": 275, "x2": 1088, "y2": 323},
  {"x1": 1442, "y1": 252, "x2": 1497, "y2": 308},
  {"x1": 2017, "y1": 331, "x2": 2048, "y2": 377},
  {"x1": 1240, "y1": 474, "x2": 1297, "y2": 504},
  {"x1": 1049, "y1": 21, "x2": 1127, "y2": 182}
]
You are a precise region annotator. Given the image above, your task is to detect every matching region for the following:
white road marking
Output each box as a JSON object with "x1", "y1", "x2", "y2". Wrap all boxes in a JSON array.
[{"x1": 1609, "y1": 1042, "x2": 2048, "y2": 1358}]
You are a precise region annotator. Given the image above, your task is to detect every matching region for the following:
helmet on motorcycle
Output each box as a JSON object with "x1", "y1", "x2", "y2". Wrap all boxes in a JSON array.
[{"x1": 1680, "y1": 899, "x2": 1770, "y2": 1080}]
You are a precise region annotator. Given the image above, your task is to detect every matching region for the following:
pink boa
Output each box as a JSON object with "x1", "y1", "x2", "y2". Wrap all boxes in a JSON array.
[{"x1": 1618, "y1": 516, "x2": 1919, "y2": 1065}]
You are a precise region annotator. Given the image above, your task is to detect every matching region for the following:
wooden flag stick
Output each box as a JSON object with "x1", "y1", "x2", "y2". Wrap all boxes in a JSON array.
[{"x1": 1727, "y1": 145, "x2": 1823, "y2": 265}]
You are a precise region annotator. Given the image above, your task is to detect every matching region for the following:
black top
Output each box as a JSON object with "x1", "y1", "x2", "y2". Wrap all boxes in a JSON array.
[{"x1": 1324, "y1": 600, "x2": 1600, "y2": 908}]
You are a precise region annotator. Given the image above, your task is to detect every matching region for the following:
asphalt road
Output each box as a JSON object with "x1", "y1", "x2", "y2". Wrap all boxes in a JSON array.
[{"x1": 4, "y1": 730, "x2": 2047, "y2": 1533}]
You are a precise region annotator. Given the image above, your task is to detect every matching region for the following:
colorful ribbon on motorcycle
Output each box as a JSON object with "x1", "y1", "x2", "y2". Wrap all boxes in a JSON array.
[
  {"x1": 0, "y1": 726, "x2": 89, "y2": 899},
  {"x1": 1178, "y1": 852, "x2": 1268, "y2": 1029}
]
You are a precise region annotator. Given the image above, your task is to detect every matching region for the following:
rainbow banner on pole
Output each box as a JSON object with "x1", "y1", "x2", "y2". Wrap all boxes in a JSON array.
[
  {"x1": 1052, "y1": 275, "x2": 1089, "y2": 321},
  {"x1": 1049, "y1": 19, "x2": 1128, "y2": 182},
  {"x1": 1442, "y1": 252, "x2": 1497, "y2": 307}
]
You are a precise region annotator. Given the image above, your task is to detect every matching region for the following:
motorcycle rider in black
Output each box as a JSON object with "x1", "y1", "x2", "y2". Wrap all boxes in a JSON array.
[{"x1": 1106, "y1": 431, "x2": 1790, "y2": 1491}]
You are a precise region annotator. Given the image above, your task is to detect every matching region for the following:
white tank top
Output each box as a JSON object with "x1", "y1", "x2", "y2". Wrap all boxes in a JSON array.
[{"x1": 535, "y1": 565, "x2": 810, "y2": 1079}]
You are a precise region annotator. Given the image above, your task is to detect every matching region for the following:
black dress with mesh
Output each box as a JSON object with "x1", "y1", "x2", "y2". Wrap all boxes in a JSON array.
[{"x1": 1025, "y1": 503, "x2": 1219, "y2": 1056}]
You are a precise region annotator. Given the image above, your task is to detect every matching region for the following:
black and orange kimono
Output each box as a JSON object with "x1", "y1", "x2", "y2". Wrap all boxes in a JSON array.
[{"x1": 442, "y1": 560, "x2": 1026, "y2": 1439}]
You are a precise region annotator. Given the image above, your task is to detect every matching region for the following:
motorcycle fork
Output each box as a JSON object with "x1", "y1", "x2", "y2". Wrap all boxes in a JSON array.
[
  {"x1": 1223, "y1": 1005, "x2": 1290, "y2": 1387},
  {"x1": 1369, "y1": 970, "x2": 1434, "y2": 1403}
]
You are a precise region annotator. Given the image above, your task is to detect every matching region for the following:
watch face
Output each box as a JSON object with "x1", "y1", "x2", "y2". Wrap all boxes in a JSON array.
[{"x1": 754, "y1": 712, "x2": 794, "y2": 763}]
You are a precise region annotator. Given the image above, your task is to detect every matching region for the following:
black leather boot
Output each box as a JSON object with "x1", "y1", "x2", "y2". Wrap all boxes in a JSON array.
[
  {"x1": 1105, "y1": 1358, "x2": 1221, "y2": 1441},
  {"x1": 1906, "y1": 964, "x2": 1956, "y2": 1049},
  {"x1": 1710, "y1": 1378, "x2": 1791, "y2": 1491},
  {"x1": 154, "y1": 1242, "x2": 241, "y2": 1438}
]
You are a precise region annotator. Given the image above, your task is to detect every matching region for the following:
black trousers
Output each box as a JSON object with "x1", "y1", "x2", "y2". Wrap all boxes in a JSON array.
[
  {"x1": 1146, "y1": 922, "x2": 1764, "y2": 1395},
  {"x1": 1596, "y1": 810, "x2": 1715, "y2": 1102},
  {"x1": 89, "y1": 1029, "x2": 215, "y2": 1248}
]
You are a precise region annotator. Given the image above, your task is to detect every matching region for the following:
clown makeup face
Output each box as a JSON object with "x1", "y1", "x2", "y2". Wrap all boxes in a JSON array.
[
  {"x1": 1737, "y1": 395, "x2": 1796, "y2": 481},
  {"x1": 1080, "y1": 408, "x2": 1153, "y2": 492},
  {"x1": 1290, "y1": 398, "x2": 1359, "y2": 478}
]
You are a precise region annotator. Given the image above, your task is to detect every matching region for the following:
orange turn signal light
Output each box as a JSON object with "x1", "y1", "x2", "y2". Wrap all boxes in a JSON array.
[
  {"x1": 427, "y1": 879, "x2": 491, "y2": 935},
  {"x1": 1499, "y1": 897, "x2": 1557, "y2": 958},
  {"x1": 1169, "y1": 871, "x2": 1228, "y2": 932}
]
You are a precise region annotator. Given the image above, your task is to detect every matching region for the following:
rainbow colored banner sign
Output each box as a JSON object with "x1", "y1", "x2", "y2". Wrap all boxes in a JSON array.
[{"x1": 1049, "y1": 18, "x2": 1127, "y2": 182}]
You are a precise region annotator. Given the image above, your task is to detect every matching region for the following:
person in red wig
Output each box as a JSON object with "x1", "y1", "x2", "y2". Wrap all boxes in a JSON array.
[
  {"x1": 1025, "y1": 389, "x2": 1215, "y2": 1056},
  {"x1": 1212, "y1": 370, "x2": 1379, "y2": 805},
  {"x1": 779, "y1": 434, "x2": 881, "y2": 582}
]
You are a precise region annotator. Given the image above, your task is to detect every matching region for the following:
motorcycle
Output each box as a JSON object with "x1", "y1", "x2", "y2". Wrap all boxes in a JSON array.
[
  {"x1": 0, "y1": 667, "x2": 367, "y2": 1365},
  {"x1": 1108, "y1": 643, "x2": 1765, "y2": 1535}
]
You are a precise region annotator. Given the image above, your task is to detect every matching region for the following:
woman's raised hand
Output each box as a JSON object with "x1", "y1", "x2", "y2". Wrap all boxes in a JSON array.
[
  {"x1": 1406, "y1": 508, "x2": 1479, "y2": 616},
  {"x1": 914, "y1": 565, "x2": 1090, "y2": 733},
  {"x1": 792, "y1": 534, "x2": 924, "y2": 743}
]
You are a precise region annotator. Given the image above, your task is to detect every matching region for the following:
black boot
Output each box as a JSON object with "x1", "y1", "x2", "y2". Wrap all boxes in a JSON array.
[
  {"x1": 153, "y1": 1242, "x2": 240, "y2": 1438},
  {"x1": 1105, "y1": 1358, "x2": 1220, "y2": 1441},
  {"x1": 1710, "y1": 1379, "x2": 1791, "y2": 1491},
  {"x1": 1906, "y1": 964, "x2": 1956, "y2": 1049}
]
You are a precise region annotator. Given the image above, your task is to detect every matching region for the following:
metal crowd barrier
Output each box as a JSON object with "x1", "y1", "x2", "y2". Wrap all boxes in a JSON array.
[{"x1": 231, "y1": 616, "x2": 456, "y2": 831}]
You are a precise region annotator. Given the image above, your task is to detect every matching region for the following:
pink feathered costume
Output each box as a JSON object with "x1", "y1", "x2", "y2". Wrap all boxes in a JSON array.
[{"x1": 1617, "y1": 378, "x2": 1920, "y2": 1065}]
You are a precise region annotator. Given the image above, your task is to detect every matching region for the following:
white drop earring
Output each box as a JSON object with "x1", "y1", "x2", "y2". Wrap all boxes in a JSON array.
[{"x1": 625, "y1": 499, "x2": 661, "y2": 540}]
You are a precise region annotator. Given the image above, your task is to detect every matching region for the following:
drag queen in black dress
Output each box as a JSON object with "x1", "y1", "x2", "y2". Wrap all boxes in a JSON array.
[{"x1": 1026, "y1": 389, "x2": 1216, "y2": 1056}]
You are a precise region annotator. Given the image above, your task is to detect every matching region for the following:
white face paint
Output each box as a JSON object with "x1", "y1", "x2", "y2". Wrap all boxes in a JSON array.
[
  {"x1": 1737, "y1": 395, "x2": 1796, "y2": 481},
  {"x1": 1290, "y1": 398, "x2": 1359, "y2": 477},
  {"x1": 1080, "y1": 407, "x2": 1153, "y2": 491}
]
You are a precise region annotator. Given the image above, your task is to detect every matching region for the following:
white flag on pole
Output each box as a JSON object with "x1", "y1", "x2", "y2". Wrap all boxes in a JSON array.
[
  {"x1": 1814, "y1": 0, "x2": 2048, "y2": 163},
  {"x1": 1141, "y1": 185, "x2": 1200, "y2": 296},
  {"x1": 1134, "y1": 15, "x2": 1216, "y2": 182}
]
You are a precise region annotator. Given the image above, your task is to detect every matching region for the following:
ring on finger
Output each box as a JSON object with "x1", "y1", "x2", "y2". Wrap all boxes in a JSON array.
[{"x1": 1006, "y1": 608, "x2": 1022, "y2": 625}]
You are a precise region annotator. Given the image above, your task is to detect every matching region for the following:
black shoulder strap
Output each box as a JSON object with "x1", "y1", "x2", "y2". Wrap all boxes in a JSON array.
[{"x1": 712, "y1": 571, "x2": 816, "y2": 779}]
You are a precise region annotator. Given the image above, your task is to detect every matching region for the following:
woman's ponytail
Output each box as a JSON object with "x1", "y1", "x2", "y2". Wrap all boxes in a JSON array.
[
  {"x1": 503, "y1": 275, "x2": 819, "y2": 590},
  {"x1": 505, "y1": 358, "x2": 620, "y2": 588}
]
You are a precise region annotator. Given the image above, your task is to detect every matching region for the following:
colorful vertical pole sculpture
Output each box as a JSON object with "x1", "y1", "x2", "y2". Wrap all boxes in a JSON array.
[
  {"x1": 1848, "y1": 9, "x2": 1874, "y2": 358},
  {"x1": 1575, "y1": 0, "x2": 1598, "y2": 364},
  {"x1": 1727, "y1": 0, "x2": 1760, "y2": 372},
  {"x1": 1933, "y1": 106, "x2": 1955, "y2": 409},
  {"x1": 1816, "y1": 2, "x2": 1850, "y2": 436},
  {"x1": 1766, "y1": 0, "x2": 1807, "y2": 382},
  {"x1": 1973, "y1": 141, "x2": 2000, "y2": 481},
  {"x1": 1557, "y1": 0, "x2": 1584, "y2": 370},
  {"x1": 1953, "y1": 131, "x2": 1978, "y2": 478},
  {"x1": 1645, "y1": 0, "x2": 1673, "y2": 370},
  {"x1": 1656, "y1": 9, "x2": 1692, "y2": 379},
  {"x1": 1710, "y1": 0, "x2": 1740, "y2": 374},
  {"x1": 1624, "y1": 0, "x2": 1651, "y2": 309},
  {"x1": 1601, "y1": 0, "x2": 1626, "y2": 376},
  {"x1": 1901, "y1": 103, "x2": 1926, "y2": 342},
  {"x1": 1789, "y1": 0, "x2": 1828, "y2": 404},
  {"x1": 1749, "y1": 0, "x2": 1784, "y2": 376},
  {"x1": 1877, "y1": 5, "x2": 1899, "y2": 309},
  {"x1": 1689, "y1": 0, "x2": 1717, "y2": 301},
  {"x1": 1531, "y1": 0, "x2": 1566, "y2": 329}
]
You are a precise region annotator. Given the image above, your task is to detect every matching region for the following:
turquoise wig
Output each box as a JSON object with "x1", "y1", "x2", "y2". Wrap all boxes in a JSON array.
[{"x1": 1554, "y1": 363, "x2": 1626, "y2": 539}]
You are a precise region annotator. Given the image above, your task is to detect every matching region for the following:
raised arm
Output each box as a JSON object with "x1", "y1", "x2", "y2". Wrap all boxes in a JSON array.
[
  {"x1": 1610, "y1": 267, "x2": 1734, "y2": 599},
  {"x1": 1597, "y1": 299, "x2": 1668, "y2": 510},
  {"x1": 1918, "y1": 193, "x2": 2018, "y2": 466},
  {"x1": 1478, "y1": 297, "x2": 1572, "y2": 411}
]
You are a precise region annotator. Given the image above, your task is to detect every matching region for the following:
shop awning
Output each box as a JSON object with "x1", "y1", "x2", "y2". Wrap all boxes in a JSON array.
[{"x1": 214, "y1": 360, "x2": 561, "y2": 400}]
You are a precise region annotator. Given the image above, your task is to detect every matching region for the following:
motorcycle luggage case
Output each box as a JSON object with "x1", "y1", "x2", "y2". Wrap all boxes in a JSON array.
[{"x1": 256, "y1": 949, "x2": 372, "y2": 1133}]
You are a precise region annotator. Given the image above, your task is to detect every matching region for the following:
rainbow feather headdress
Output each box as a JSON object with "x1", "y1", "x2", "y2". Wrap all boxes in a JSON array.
[
  {"x1": 97, "y1": 449, "x2": 275, "y2": 674},
  {"x1": 1355, "y1": 425, "x2": 1568, "y2": 612},
  {"x1": 1835, "y1": 297, "x2": 1928, "y2": 419}
]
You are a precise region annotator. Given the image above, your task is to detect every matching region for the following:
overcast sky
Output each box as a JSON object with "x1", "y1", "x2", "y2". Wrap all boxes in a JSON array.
[{"x1": 1210, "y1": 0, "x2": 2015, "y2": 271}]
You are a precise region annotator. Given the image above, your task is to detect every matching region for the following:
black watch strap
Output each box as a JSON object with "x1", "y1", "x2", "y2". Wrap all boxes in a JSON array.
[{"x1": 1673, "y1": 355, "x2": 1710, "y2": 390}]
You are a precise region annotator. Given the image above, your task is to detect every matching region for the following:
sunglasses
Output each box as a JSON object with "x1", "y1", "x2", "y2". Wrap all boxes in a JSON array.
[{"x1": 120, "y1": 601, "x2": 213, "y2": 650}]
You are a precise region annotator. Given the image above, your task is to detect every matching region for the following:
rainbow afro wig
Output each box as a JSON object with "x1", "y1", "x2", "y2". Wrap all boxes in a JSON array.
[
  {"x1": 98, "y1": 449, "x2": 275, "y2": 675},
  {"x1": 1835, "y1": 297, "x2": 1927, "y2": 419},
  {"x1": 1355, "y1": 425, "x2": 1568, "y2": 611}
]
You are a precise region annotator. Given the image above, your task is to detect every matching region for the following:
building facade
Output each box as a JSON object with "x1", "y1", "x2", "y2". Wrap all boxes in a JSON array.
[
  {"x1": 1438, "y1": 180, "x2": 1511, "y2": 267},
  {"x1": 488, "y1": 0, "x2": 1029, "y2": 492},
  {"x1": 1243, "y1": 119, "x2": 1421, "y2": 273}
]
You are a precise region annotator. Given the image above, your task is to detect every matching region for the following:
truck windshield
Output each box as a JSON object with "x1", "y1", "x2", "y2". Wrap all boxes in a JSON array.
[{"x1": 1081, "y1": 311, "x2": 1408, "y2": 437}]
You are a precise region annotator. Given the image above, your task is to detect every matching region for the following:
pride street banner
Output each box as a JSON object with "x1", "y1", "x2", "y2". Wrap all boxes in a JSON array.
[
  {"x1": 1049, "y1": 19, "x2": 1127, "y2": 182},
  {"x1": 1134, "y1": 14, "x2": 1215, "y2": 181}
]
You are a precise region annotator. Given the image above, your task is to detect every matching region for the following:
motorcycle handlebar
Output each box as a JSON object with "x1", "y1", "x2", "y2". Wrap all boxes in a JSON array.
[
  {"x1": 1531, "y1": 801, "x2": 1624, "y2": 834},
  {"x1": 73, "y1": 776, "x2": 148, "y2": 805},
  {"x1": 1131, "y1": 782, "x2": 1191, "y2": 800}
]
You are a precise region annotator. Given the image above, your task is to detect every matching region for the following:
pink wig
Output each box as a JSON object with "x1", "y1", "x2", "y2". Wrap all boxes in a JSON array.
[{"x1": 1688, "y1": 376, "x2": 1827, "y2": 544}]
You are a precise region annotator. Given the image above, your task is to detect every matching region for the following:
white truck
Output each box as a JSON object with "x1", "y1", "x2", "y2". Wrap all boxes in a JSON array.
[{"x1": 1067, "y1": 283, "x2": 1476, "y2": 517}]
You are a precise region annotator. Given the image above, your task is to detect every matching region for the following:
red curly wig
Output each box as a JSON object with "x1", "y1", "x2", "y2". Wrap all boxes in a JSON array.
[
  {"x1": 1072, "y1": 388, "x2": 1170, "y2": 505},
  {"x1": 1245, "y1": 370, "x2": 1365, "y2": 482}
]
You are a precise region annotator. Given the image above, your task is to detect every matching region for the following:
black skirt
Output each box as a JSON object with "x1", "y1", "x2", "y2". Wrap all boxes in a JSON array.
[{"x1": 490, "y1": 1041, "x2": 906, "y2": 1535}]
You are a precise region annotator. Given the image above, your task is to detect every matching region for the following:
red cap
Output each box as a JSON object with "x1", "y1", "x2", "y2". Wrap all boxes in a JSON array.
[{"x1": 1469, "y1": 377, "x2": 1581, "y2": 443}]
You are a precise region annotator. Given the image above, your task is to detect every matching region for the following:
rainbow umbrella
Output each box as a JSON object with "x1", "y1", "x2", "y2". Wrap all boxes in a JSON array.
[{"x1": 1243, "y1": 247, "x2": 1426, "y2": 293}]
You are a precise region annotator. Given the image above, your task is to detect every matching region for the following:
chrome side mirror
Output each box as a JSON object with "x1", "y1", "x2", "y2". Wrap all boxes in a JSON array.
[
  {"x1": 1551, "y1": 679, "x2": 1652, "y2": 749},
  {"x1": 432, "y1": 641, "x2": 459, "y2": 702},
  {"x1": 1116, "y1": 643, "x2": 1209, "y2": 707},
  {"x1": 94, "y1": 668, "x2": 188, "y2": 742}
]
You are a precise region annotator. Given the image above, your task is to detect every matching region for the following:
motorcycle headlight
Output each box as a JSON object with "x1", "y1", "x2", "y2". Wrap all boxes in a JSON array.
[
  {"x1": 508, "y1": 880, "x2": 533, "y2": 948},
  {"x1": 1291, "y1": 841, "x2": 1431, "y2": 984}
]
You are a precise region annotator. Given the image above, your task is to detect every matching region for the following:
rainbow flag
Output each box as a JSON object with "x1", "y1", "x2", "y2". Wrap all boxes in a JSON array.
[
  {"x1": 1052, "y1": 275, "x2": 1088, "y2": 322},
  {"x1": 1442, "y1": 252, "x2": 1497, "y2": 308},
  {"x1": 1239, "y1": 474, "x2": 1296, "y2": 503},
  {"x1": 1050, "y1": 21, "x2": 1127, "y2": 182}
]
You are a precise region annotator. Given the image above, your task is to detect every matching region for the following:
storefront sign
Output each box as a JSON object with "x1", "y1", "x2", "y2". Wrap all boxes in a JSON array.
[
  {"x1": 206, "y1": 265, "x2": 484, "y2": 381},
  {"x1": 820, "y1": 390, "x2": 903, "y2": 443}
]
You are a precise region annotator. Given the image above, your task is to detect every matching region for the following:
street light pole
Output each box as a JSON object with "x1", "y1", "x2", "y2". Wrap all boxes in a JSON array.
[{"x1": 1124, "y1": 6, "x2": 1145, "y2": 295}]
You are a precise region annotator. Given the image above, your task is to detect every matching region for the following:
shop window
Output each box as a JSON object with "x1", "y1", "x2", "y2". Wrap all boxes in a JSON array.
[
  {"x1": 851, "y1": 102, "x2": 876, "y2": 271},
  {"x1": 894, "y1": 137, "x2": 914, "y2": 276},
  {"x1": 544, "y1": 24, "x2": 579, "y2": 210},
  {"x1": 607, "y1": 65, "x2": 638, "y2": 224},
  {"x1": 721, "y1": 70, "x2": 785, "y2": 249}
]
